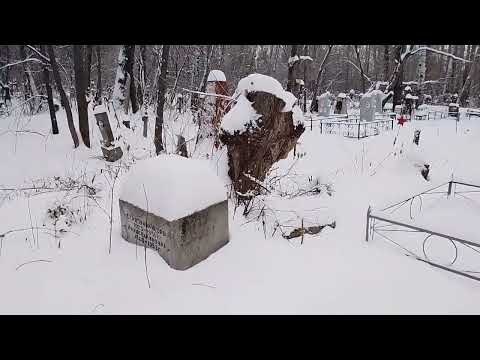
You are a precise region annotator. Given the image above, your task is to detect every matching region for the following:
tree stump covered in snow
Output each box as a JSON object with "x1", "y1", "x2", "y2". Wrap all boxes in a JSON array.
[{"x1": 219, "y1": 74, "x2": 305, "y2": 196}]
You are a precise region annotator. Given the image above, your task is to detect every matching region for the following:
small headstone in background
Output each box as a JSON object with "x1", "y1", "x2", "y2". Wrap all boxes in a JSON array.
[
  {"x1": 360, "y1": 93, "x2": 375, "y2": 122},
  {"x1": 94, "y1": 104, "x2": 123, "y2": 162},
  {"x1": 372, "y1": 90, "x2": 384, "y2": 113},
  {"x1": 119, "y1": 155, "x2": 229, "y2": 270},
  {"x1": 334, "y1": 93, "x2": 348, "y2": 114},
  {"x1": 317, "y1": 92, "x2": 331, "y2": 116},
  {"x1": 142, "y1": 114, "x2": 148, "y2": 138},
  {"x1": 413, "y1": 130, "x2": 421, "y2": 145},
  {"x1": 176, "y1": 135, "x2": 188, "y2": 157},
  {"x1": 448, "y1": 103, "x2": 460, "y2": 117}
]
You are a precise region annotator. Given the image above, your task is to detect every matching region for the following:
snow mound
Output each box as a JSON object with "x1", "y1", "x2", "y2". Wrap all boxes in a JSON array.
[
  {"x1": 337, "y1": 93, "x2": 347, "y2": 98},
  {"x1": 317, "y1": 91, "x2": 330, "y2": 100},
  {"x1": 119, "y1": 155, "x2": 227, "y2": 221},
  {"x1": 93, "y1": 103, "x2": 108, "y2": 115},
  {"x1": 234, "y1": 73, "x2": 297, "y2": 112},
  {"x1": 220, "y1": 94, "x2": 262, "y2": 134},
  {"x1": 207, "y1": 70, "x2": 226, "y2": 82}
]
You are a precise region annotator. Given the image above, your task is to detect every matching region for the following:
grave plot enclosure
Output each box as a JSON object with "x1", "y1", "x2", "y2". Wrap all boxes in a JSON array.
[
  {"x1": 366, "y1": 180, "x2": 480, "y2": 282},
  {"x1": 119, "y1": 155, "x2": 229, "y2": 270}
]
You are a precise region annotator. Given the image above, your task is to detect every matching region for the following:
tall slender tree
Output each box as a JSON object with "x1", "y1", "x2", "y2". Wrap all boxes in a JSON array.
[
  {"x1": 95, "y1": 45, "x2": 102, "y2": 104},
  {"x1": 154, "y1": 45, "x2": 170, "y2": 155},
  {"x1": 47, "y1": 45, "x2": 79, "y2": 148},
  {"x1": 39, "y1": 45, "x2": 59, "y2": 135},
  {"x1": 73, "y1": 45, "x2": 90, "y2": 147}
]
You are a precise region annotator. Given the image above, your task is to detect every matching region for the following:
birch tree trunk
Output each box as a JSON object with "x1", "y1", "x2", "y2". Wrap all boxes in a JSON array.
[
  {"x1": 112, "y1": 45, "x2": 137, "y2": 114},
  {"x1": 416, "y1": 45, "x2": 426, "y2": 104}
]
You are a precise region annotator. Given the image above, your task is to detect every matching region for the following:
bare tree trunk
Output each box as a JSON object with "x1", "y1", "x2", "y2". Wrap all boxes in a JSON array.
[
  {"x1": 154, "y1": 45, "x2": 170, "y2": 155},
  {"x1": 85, "y1": 45, "x2": 93, "y2": 91},
  {"x1": 125, "y1": 45, "x2": 138, "y2": 113},
  {"x1": 39, "y1": 45, "x2": 59, "y2": 135},
  {"x1": 416, "y1": 45, "x2": 427, "y2": 104},
  {"x1": 365, "y1": 44, "x2": 371, "y2": 76},
  {"x1": 383, "y1": 45, "x2": 389, "y2": 80},
  {"x1": 47, "y1": 45, "x2": 79, "y2": 148},
  {"x1": 139, "y1": 45, "x2": 147, "y2": 110},
  {"x1": 287, "y1": 44, "x2": 298, "y2": 93},
  {"x1": 73, "y1": 45, "x2": 90, "y2": 148},
  {"x1": 354, "y1": 45, "x2": 366, "y2": 93},
  {"x1": 19, "y1": 45, "x2": 39, "y2": 112},
  {"x1": 95, "y1": 45, "x2": 102, "y2": 103},
  {"x1": 459, "y1": 46, "x2": 480, "y2": 107},
  {"x1": 199, "y1": 45, "x2": 213, "y2": 93},
  {"x1": 310, "y1": 45, "x2": 334, "y2": 112},
  {"x1": 112, "y1": 45, "x2": 137, "y2": 114}
]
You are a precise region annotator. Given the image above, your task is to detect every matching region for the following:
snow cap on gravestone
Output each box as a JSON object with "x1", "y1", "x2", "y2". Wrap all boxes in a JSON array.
[{"x1": 207, "y1": 70, "x2": 226, "y2": 83}]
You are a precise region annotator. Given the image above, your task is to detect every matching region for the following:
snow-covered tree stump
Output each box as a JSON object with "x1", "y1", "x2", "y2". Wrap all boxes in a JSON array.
[{"x1": 219, "y1": 74, "x2": 305, "y2": 196}]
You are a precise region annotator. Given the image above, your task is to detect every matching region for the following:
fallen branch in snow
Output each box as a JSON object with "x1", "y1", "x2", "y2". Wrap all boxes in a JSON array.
[
  {"x1": 192, "y1": 283, "x2": 216, "y2": 289},
  {"x1": 15, "y1": 259, "x2": 53, "y2": 271},
  {"x1": 282, "y1": 221, "x2": 336, "y2": 240}
]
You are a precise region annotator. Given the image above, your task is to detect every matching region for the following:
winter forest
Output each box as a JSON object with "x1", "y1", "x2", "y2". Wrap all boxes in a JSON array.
[{"x1": 1, "y1": 44, "x2": 480, "y2": 314}]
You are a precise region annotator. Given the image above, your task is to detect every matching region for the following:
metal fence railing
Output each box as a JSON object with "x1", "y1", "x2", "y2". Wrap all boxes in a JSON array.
[
  {"x1": 306, "y1": 115, "x2": 395, "y2": 139},
  {"x1": 366, "y1": 180, "x2": 480, "y2": 282}
]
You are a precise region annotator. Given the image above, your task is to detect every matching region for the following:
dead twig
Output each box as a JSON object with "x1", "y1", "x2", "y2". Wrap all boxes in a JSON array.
[{"x1": 16, "y1": 259, "x2": 52, "y2": 271}]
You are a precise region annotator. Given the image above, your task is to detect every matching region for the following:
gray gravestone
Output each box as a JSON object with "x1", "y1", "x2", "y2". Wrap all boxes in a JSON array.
[
  {"x1": 334, "y1": 93, "x2": 348, "y2": 114},
  {"x1": 119, "y1": 199, "x2": 228, "y2": 270},
  {"x1": 360, "y1": 93, "x2": 376, "y2": 122},
  {"x1": 372, "y1": 90, "x2": 384, "y2": 113},
  {"x1": 94, "y1": 105, "x2": 123, "y2": 162},
  {"x1": 119, "y1": 155, "x2": 229, "y2": 270},
  {"x1": 317, "y1": 93, "x2": 331, "y2": 116}
]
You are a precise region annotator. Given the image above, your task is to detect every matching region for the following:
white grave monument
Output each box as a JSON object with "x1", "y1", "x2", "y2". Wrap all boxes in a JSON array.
[
  {"x1": 371, "y1": 90, "x2": 384, "y2": 113},
  {"x1": 317, "y1": 92, "x2": 331, "y2": 116},
  {"x1": 360, "y1": 92, "x2": 376, "y2": 122}
]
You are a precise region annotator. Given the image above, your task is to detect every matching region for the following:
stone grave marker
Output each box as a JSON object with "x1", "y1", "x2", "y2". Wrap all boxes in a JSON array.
[
  {"x1": 119, "y1": 155, "x2": 229, "y2": 270},
  {"x1": 360, "y1": 93, "x2": 375, "y2": 122},
  {"x1": 93, "y1": 104, "x2": 123, "y2": 162},
  {"x1": 334, "y1": 93, "x2": 348, "y2": 114},
  {"x1": 317, "y1": 92, "x2": 331, "y2": 116},
  {"x1": 372, "y1": 90, "x2": 384, "y2": 113}
]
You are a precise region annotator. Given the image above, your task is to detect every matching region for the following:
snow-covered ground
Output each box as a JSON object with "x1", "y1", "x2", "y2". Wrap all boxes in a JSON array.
[{"x1": 2, "y1": 103, "x2": 480, "y2": 314}]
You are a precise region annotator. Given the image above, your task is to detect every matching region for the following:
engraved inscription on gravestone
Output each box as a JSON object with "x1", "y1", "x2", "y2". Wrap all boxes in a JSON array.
[{"x1": 124, "y1": 212, "x2": 169, "y2": 251}]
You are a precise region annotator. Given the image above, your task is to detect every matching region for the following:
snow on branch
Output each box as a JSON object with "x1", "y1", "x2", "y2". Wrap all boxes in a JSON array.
[
  {"x1": 26, "y1": 45, "x2": 50, "y2": 63},
  {"x1": 411, "y1": 46, "x2": 471, "y2": 63},
  {"x1": 342, "y1": 58, "x2": 372, "y2": 83},
  {"x1": 180, "y1": 88, "x2": 234, "y2": 101},
  {"x1": 0, "y1": 58, "x2": 45, "y2": 71}
]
